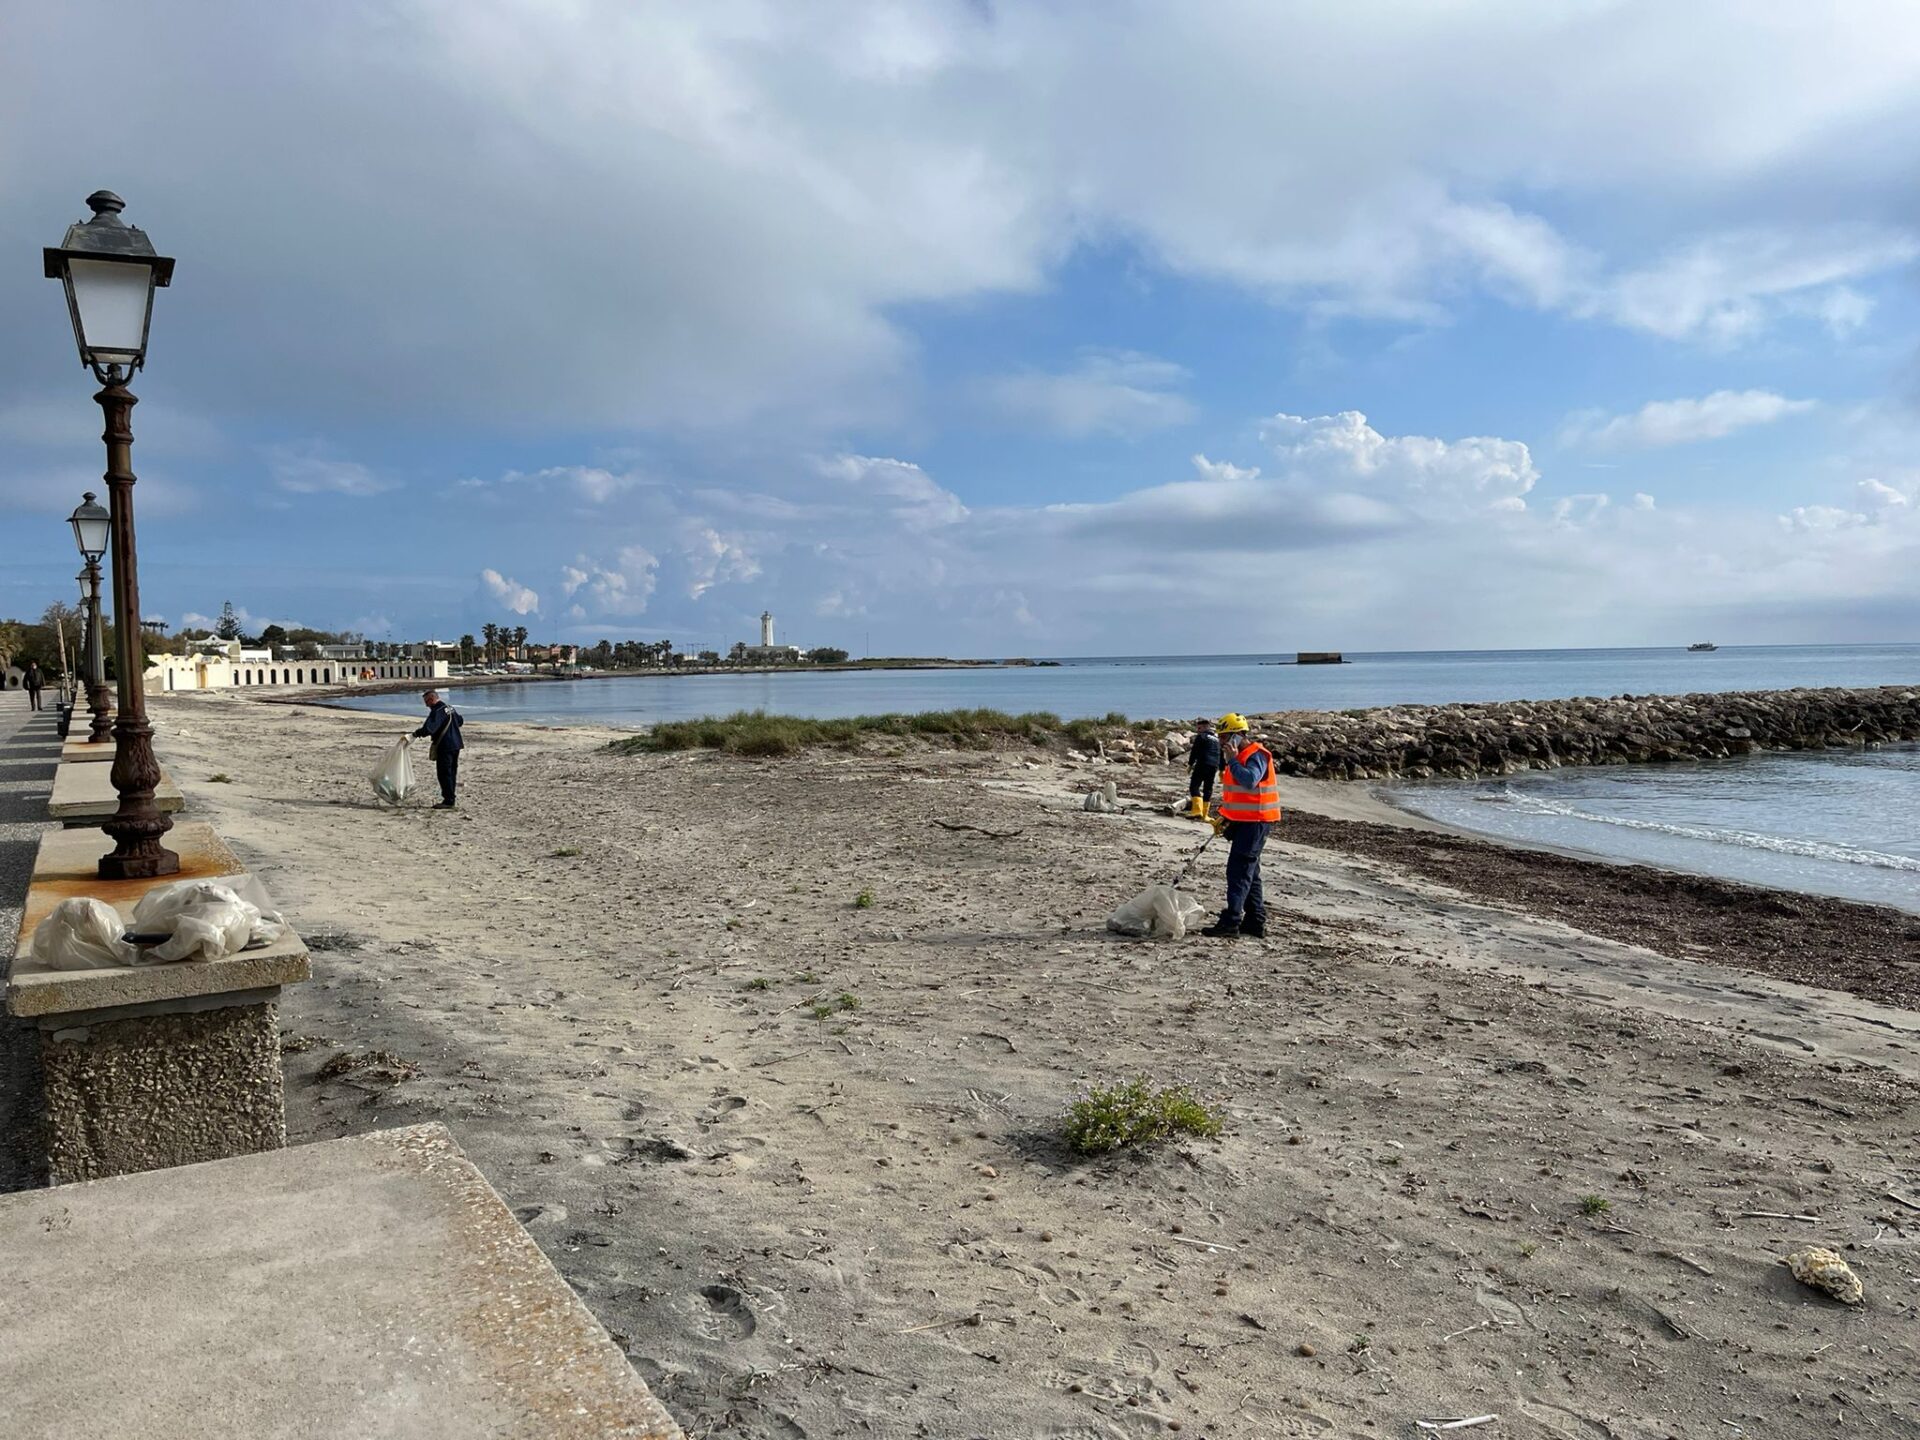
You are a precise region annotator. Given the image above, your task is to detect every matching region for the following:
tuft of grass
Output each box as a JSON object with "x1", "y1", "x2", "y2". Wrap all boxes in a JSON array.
[
  {"x1": 1519, "y1": 1241, "x2": 1540, "y2": 1258},
  {"x1": 1348, "y1": 1332, "x2": 1372, "y2": 1354},
  {"x1": 550, "y1": 845, "x2": 581, "y2": 858},
  {"x1": 792, "y1": 969, "x2": 820, "y2": 984},
  {"x1": 809, "y1": 993, "x2": 860, "y2": 1020},
  {"x1": 853, "y1": 887, "x2": 876, "y2": 909},
  {"x1": 744, "y1": 977, "x2": 773, "y2": 991},
  {"x1": 1062, "y1": 1077, "x2": 1224, "y2": 1156},
  {"x1": 608, "y1": 707, "x2": 1133, "y2": 759},
  {"x1": 1579, "y1": 1193, "x2": 1611, "y2": 1216},
  {"x1": 208, "y1": 773, "x2": 233, "y2": 783}
]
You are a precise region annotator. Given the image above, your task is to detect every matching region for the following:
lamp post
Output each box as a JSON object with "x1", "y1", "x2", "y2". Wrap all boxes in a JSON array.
[
  {"x1": 68, "y1": 491, "x2": 114, "y2": 744},
  {"x1": 44, "y1": 190, "x2": 178, "y2": 879}
]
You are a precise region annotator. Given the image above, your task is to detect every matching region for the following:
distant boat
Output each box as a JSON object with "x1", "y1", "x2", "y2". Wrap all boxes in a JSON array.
[{"x1": 1687, "y1": 642, "x2": 1718, "y2": 652}]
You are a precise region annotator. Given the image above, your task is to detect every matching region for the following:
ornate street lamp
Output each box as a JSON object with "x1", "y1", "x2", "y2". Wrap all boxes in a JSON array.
[
  {"x1": 68, "y1": 491, "x2": 114, "y2": 745},
  {"x1": 45, "y1": 191, "x2": 178, "y2": 878}
]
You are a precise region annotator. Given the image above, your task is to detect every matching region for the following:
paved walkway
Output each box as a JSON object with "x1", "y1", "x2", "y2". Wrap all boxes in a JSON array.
[{"x1": 0, "y1": 690, "x2": 61, "y2": 1190}]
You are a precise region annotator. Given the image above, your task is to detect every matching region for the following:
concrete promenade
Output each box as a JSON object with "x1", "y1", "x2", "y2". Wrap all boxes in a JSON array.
[{"x1": 0, "y1": 691, "x2": 58, "y2": 1192}]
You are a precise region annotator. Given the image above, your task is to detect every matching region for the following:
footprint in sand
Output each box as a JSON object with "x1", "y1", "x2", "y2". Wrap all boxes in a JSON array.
[
  {"x1": 695, "y1": 1283, "x2": 758, "y2": 1339},
  {"x1": 698, "y1": 1094, "x2": 748, "y2": 1126}
]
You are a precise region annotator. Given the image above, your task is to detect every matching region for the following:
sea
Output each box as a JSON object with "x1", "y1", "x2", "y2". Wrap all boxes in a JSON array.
[{"x1": 341, "y1": 644, "x2": 1920, "y2": 912}]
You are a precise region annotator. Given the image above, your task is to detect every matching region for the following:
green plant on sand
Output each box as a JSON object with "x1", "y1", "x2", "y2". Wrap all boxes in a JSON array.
[
  {"x1": 853, "y1": 887, "x2": 875, "y2": 909},
  {"x1": 208, "y1": 773, "x2": 232, "y2": 783},
  {"x1": 1062, "y1": 1078, "x2": 1223, "y2": 1155},
  {"x1": 1579, "y1": 1194, "x2": 1611, "y2": 1216}
]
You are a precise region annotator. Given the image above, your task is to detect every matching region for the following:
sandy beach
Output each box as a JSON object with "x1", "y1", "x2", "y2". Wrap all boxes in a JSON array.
[{"x1": 149, "y1": 690, "x2": 1920, "y2": 1439}]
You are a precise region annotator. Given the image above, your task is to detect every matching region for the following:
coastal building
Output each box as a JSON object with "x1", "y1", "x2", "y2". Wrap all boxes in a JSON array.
[
  {"x1": 761, "y1": 611, "x2": 775, "y2": 647},
  {"x1": 145, "y1": 648, "x2": 448, "y2": 694}
]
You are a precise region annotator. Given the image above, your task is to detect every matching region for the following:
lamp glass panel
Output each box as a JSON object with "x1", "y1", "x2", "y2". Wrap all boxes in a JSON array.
[
  {"x1": 66, "y1": 258, "x2": 151, "y2": 361},
  {"x1": 72, "y1": 511, "x2": 110, "y2": 558}
]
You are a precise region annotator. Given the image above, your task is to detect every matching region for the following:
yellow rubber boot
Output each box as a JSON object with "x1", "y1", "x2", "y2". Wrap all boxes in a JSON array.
[{"x1": 1185, "y1": 795, "x2": 1207, "y2": 819}]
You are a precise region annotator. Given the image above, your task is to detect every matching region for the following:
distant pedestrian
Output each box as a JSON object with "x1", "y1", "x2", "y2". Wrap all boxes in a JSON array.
[
  {"x1": 23, "y1": 661, "x2": 43, "y2": 712},
  {"x1": 412, "y1": 688, "x2": 464, "y2": 809},
  {"x1": 1185, "y1": 716, "x2": 1220, "y2": 817}
]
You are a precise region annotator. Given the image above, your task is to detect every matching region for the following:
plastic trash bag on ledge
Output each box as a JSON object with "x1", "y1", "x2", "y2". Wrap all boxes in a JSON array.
[
  {"x1": 371, "y1": 737, "x2": 415, "y2": 805},
  {"x1": 130, "y1": 879, "x2": 286, "y2": 963},
  {"x1": 29, "y1": 898, "x2": 137, "y2": 970},
  {"x1": 1106, "y1": 883, "x2": 1206, "y2": 940}
]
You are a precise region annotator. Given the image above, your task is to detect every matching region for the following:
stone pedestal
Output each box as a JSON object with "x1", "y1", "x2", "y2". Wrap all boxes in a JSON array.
[
  {"x1": 6, "y1": 823, "x2": 309, "y2": 1184},
  {"x1": 47, "y1": 755, "x2": 184, "y2": 826}
]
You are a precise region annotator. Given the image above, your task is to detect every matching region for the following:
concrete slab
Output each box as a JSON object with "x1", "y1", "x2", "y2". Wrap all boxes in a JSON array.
[
  {"x1": 0, "y1": 1124, "x2": 684, "y2": 1439},
  {"x1": 47, "y1": 759, "x2": 183, "y2": 821},
  {"x1": 7, "y1": 822, "x2": 310, "y2": 1019},
  {"x1": 60, "y1": 734, "x2": 115, "y2": 763}
]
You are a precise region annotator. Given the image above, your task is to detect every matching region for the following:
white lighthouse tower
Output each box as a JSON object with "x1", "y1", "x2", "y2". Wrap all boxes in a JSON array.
[{"x1": 760, "y1": 611, "x2": 775, "y2": 647}]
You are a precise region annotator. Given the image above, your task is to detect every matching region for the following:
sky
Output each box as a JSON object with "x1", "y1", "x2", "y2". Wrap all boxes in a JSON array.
[{"x1": 4, "y1": 1, "x2": 1920, "y2": 657}]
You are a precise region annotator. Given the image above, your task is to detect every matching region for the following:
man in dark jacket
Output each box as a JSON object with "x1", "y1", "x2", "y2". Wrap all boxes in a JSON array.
[
  {"x1": 412, "y1": 689, "x2": 464, "y2": 809},
  {"x1": 1185, "y1": 716, "x2": 1220, "y2": 818},
  {"x1": 22, "y1": 661, "x2": 44, "y2": 712}
]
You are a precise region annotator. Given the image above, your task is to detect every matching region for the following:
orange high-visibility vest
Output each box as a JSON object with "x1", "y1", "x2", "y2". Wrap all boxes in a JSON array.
[{"x1": 1217, "y1": 741, "x2": 1282, "y2": 823}]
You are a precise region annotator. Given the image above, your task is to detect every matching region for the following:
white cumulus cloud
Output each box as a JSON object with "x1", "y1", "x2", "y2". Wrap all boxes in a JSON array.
[
  {"x1": 479, "y1": 568, "x2": 540, "y2": 615},
  {"x1": 266, "y1": 441, "x2": 394, "y2": 496}
]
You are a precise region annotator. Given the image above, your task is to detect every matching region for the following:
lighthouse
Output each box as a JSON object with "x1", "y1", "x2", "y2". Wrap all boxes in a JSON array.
[{"x1": 760, "y1": 611, "x2": 775, "y2": 647}]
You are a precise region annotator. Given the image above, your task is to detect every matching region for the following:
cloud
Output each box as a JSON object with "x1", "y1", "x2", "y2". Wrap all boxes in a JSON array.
[
  {"x1": 1857, "y1": 477, "x2": 1911, "y2": 509},
  {"x1": 479, "y1": 569, "x2": 540, "y2": 615},
  {"x1": 680, "y1": 527, "x2": 761, "y2": 600},
  {"x1": 817, "y1": 454, "x2": 967, "y2": 529},
  {"x1": 470, "y1": 466, "x2": 642, "y2": 504},
  {"x1": 8, "y1": 4, "x2": 1919, "y2": 442},
  {"x1": 1561, "y1": 390, "x2": 1815, "y2": 450},
  {"x1": 560, "y1": 547, "x2": 658, "y2": 616},
  {"x1": 1587, "y1": 229, "x2": 1917, "y2": 344},
  {"x1": 266, "y1": 442, "x2": 394, "y2": 496},
  {"x1": 975, "y1": 350, "x2": 1196, "y2": 438}
]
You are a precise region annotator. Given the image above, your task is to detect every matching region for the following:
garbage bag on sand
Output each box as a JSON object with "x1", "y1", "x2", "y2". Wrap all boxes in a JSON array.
[
  {"x1": 1083, "y1": 780, "x2": 1121, "y2": 813},
  {"x1": 371, "y1": 737, "x2": 415, "y2": 805},
  {"x1": 1107, "y1": 883, "x2": 1207, "y2": 940},
  {"x1": 130, "y1": 879, "x2": 288, "y2": 963},
  {"x1": 28, "y1": 898, "x2": 137, "y2": 970}
]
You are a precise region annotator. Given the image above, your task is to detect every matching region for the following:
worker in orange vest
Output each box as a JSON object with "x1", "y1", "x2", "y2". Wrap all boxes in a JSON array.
[{"x1": 1202, "y1": 712, "x2": 1281, "y2": 938}]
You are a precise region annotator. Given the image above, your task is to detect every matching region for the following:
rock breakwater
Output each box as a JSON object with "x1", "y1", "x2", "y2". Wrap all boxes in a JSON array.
[{"x1": 1130, "y1": 686, "x2": 1920, "y2": 781}]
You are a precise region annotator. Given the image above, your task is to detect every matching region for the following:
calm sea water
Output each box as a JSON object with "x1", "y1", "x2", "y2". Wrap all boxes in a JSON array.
[{"x1": 340, "y1": 644, "x2": 1920, "y2": 909}]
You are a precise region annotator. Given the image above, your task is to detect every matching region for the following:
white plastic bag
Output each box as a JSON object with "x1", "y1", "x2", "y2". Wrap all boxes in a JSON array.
[
  {"x1": 28, "y1": 898, "x2": 137, "y2": 970},
  {"x1": 129, "y1": 879, "x2": 282, "y2": 963},
  {"x1": 1083, "y1": 780, "x2": 1121, "y2": 813},
  {"x1": 1106, "y1": 883, "x2": 1206, "y2": 940},
  {"x1": 371, "y1": 737, "x2": 415, "y2": 805}
]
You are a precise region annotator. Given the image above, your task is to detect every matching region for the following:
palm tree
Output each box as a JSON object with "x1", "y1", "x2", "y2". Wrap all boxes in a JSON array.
[
  {"x1": 481, "y1": 622, "x2": 499, "y2": 665},
  {"x1": 458, "y1": 634, "x2": 476, "y2": 667},
  {"x1": 512, "y1": 625, "x2": 529, "y2": 660}
]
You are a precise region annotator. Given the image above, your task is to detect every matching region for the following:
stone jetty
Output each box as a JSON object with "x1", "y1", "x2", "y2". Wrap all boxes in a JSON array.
[{"x1": 1129, "y1": 685, "x2": 1920, "y2": 781}]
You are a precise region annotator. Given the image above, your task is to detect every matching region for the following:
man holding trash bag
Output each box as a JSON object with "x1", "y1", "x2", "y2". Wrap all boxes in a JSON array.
[
  {"x1": 1201, "y1": 712, "x2": 1280, "y2": 939},
  {"x1": 412, "y1": 689, "x2": 465, "y2": 809}
]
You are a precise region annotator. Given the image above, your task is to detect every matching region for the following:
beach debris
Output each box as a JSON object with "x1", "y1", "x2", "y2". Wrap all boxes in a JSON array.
[
  {"x1": 1415, "y1": 1417, "x2": 1499, "y2": 1432},
  {"x1": 899, "y1": 1311, "x2": 983, "y2": 1335},
  {"x1": 931, "y1": 820, "x2": 1025, "y2": 838},
  {"x1": 1785, "y1": 1246, "x2": 1864, "y2": 1305},
  {"x1": 1883, "y1": 1190, "x2": 1920, "y2": 1214},
  {"x1": 1107, "y1": 883, "x2": 1205, "y2": 940},
  {"x1": 28, "y1": 897, "x2": 137, "y2": 970},
  {"x1": 130, "y1": 878, "x2": 287, "y2": 962},
  {"x1": 1741, "y1": 1210, "x2": 1823, "y2": 1223},
  {"x1": 1083, "y1": 780, "x2": 1121, "y2": 812},
  {"x1": 316, "y1": 1048, "x2": 420, "y2": 1084}
]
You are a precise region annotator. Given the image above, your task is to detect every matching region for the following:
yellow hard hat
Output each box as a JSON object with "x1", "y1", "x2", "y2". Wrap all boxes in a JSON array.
[{"x1": 1216, "y1": 712, "x2": 1250, "y2": 734}]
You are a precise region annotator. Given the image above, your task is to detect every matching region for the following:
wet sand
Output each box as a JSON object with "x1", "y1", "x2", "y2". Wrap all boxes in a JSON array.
[{"x1": 151, "y1": 692, "x2": 1920, "y2": 1439}]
